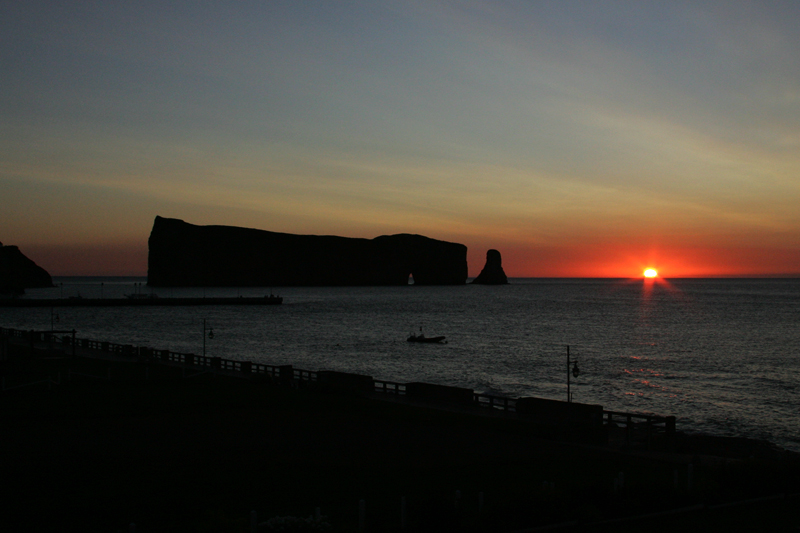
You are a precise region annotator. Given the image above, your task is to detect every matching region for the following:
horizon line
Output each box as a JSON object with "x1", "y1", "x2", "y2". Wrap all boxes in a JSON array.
[{"x1": 48, "y1": 275, "x2": 800, "y2": 280}]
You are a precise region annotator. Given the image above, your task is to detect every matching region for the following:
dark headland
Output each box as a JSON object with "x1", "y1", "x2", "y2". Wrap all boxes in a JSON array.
[
  {"x1": 0, "y1": 242, "x2": 53, "y2": 294},
  {"x1": 148, "y1": 216, "x2": 469, "y2": 287}
]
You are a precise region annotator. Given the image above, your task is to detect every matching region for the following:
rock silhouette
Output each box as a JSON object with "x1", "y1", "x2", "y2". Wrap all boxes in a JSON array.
[
  {"x1": 0, "y1": 242, "x2": 54, "y2": 294},
  {"x1": 471, "y1": 249, "x2": 508, "y2": 285},
  {"x1": 147, "y1": 217, "x2": 468, "y2": 287}
]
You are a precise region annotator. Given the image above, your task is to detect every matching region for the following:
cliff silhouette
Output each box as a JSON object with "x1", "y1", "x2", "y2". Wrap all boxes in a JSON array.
[
  {"x1": 0, "y1": 242, "x2": 53, "y2": 294},
  {"x1": 147, "y1": 216, "x2": 468, "y2": 287}
]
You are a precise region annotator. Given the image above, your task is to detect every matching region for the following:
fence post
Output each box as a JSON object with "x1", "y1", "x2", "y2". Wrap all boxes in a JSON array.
[
  {"x1": 250, "y1": 510, "x2": 258, "y2": 533},
  {"x1": 401, "y1": 497, "x2": 407, "y2": 530},
  {"x1": 358, "y1": 499, "x2": 366, "y2": 531},
  {"x1": 279, "y1": 365, "x2": 294, "y2": 383}
]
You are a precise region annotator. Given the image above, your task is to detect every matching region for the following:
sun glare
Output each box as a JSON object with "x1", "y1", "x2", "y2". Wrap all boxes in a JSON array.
[{"x1": 644, "y1": 268, "x2": 658, "y2": 278}]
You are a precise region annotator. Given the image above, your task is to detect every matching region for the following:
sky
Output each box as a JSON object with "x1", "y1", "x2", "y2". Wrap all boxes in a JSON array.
[{"x1": 2, "y1": 1, "x2": 800, "y2": 277}]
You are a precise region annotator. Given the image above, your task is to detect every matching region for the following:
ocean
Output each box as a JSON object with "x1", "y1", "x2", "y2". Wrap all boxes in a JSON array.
[{"x1": 2, "y1": 277, "x2": 798, "y2": 452}]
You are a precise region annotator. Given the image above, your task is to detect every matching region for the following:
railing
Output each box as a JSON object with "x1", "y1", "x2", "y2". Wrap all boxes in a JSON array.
[
  {"x1": 374, "y1": 379, "x2": 406, "y2": 395},
  {"x1": 603, "y1": 409, "x2": 676, "y2": 448},
  {"x1": 1, "y1": 327, "x2": 677, "y2": 447},
  {"x1": 294, "y1": 368, "x2": 317, "y2": 383},
  {"x1": 4, "y1": 328, "x2": 26, "y2": 339},
  {"x1": 2, "y1": 328, "x2": 512, "y2": 413},
  {"x1": 251, "y1": 363, "x2": 287, "y2": 379},
  {"x1": 474, "y1": 393, "x2": 516, "y2": 412}
]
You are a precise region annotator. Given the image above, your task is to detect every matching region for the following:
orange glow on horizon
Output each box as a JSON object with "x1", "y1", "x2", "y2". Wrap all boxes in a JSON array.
[
  {"x1": 643, "y1": 268, "x2": 658, "y2": 278},
  {"x1": 24, "y1": 243, "x2": 148, "y2": 277},
  {"x1": 15, "y1": 232, "x2": 800, "y2": 279},
  {"x1": 496, "y1": 243, "x2": 800, "y2": 278}
]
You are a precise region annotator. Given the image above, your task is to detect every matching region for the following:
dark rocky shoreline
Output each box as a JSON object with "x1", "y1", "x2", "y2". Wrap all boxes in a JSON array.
[
  {"x1": 1, "y1": 347, "x2": 798, "y2": 532},
  {"x1": 0, "y1": 242, "x2": 53, "y2": 294}
]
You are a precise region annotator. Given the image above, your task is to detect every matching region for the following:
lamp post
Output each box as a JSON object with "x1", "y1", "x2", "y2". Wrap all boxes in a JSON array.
[
  {"x1": 566, "y1": 345, "x2": 580, "y2": 403},
  {"x1": 202, "y1": 319, "x2": 214, "y2": 357}
]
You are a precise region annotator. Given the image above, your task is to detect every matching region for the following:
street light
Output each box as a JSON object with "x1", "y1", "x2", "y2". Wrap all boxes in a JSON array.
[
  {"x1": 203, "y1": 319, "x2": 214, "y2": 357},
  {"x1": 566, "y1": 345, "x2": 580, "y2": 403}
]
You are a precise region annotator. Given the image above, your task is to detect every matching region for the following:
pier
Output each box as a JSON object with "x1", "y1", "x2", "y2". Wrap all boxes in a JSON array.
[{"x1": 0, "y1": 295, "x2": 282, "y2": 307}]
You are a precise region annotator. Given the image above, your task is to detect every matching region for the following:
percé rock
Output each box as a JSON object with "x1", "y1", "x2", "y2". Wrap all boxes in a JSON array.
[
  {"x1": 147, "y1": 217, "x2": 468, "y2": 287},
  {"x1": 471, "y1": 249, "x2": 508, "y2": 285},
  {"x1": 0, "y1": 242, "x2": 54, "y2": 294}
]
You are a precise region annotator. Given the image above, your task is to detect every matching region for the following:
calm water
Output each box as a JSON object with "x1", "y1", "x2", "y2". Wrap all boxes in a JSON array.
[{"x1": 2, "y1": 277, "x2": 798, "y2": 452}]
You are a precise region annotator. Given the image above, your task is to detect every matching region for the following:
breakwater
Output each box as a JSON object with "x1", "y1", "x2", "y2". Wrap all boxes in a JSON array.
[
  {"x1": 1, "y1": 326, "x2": 675, "y2": 449},
  {"x1": 0, "y1": 295, "x2": 282, "y2": 307}
]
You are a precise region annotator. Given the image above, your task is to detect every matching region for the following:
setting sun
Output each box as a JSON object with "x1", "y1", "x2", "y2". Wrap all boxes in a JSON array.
[{"x1": 644, "y1": 268, "x2": 658, "y2": 278}]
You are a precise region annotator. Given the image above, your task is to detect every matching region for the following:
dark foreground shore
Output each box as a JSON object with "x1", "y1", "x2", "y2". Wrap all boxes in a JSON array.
[{"x1": 1, "y1": 353, "x2": 798, "y2": 532}]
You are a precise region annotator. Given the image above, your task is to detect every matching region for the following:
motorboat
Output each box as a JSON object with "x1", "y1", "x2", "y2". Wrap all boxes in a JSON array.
[{"x1": 407, "y1": 333, "x2": 446, "y2": 343}]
